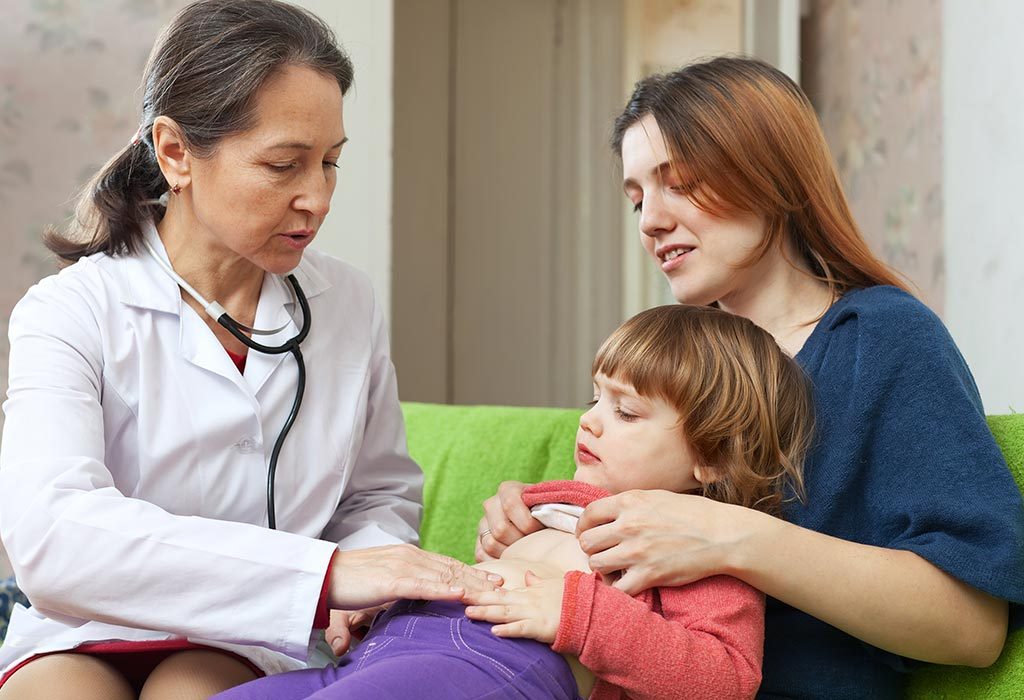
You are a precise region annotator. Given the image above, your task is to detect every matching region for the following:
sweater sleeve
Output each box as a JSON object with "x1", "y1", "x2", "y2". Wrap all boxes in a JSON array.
[{"x1": 553, "y1": 571, "x2": 763, "y2": 700}]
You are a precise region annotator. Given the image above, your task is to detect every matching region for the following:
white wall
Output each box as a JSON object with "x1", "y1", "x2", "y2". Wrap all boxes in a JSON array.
[
  {"x1": 294, "y1": 0, "x2": 394, "y2": 322},
  {"x1": 943, "y1": 1, "x2": 1024, "y2": 414}
]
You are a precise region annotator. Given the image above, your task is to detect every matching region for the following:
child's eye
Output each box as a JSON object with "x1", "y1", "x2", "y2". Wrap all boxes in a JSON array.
[
  {"x1": 615, "y1": 407, "x2": 638, "y2": 422},
  {"x1": 585, "y1": 399, "x2": 597, "y2": 407},
  {"x1": 632, "y1": 200, "x2": 642, "y2": 213}
]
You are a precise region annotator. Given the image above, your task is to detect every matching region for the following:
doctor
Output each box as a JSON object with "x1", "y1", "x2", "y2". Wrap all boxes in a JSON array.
[{"x1": 0, "y1": 2, "x2": 495, "y2": 699}]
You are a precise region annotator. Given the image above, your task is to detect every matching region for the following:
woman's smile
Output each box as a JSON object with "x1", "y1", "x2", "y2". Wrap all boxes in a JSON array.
[{"x1": 656, "y1": 243, "x2": 696, "y2": 272}]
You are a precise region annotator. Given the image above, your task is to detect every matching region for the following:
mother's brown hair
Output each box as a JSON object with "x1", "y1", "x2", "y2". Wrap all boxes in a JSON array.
[
  {"x1": 612, "y1": 56, "x2": 908, "y2": 297},
  {"x1": 593, "y1": 304, "x2": 813, "y2": 516}
]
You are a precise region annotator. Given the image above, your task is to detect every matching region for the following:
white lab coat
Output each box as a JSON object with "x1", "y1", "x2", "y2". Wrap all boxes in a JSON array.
[{"x1": 0, "y1": 224, "x2": 423, "y2": 676}]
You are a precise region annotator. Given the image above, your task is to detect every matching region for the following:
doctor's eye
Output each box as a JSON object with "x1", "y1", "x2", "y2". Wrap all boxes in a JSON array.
[
  {"x1": 323, "y1": 160, "x2": 339, "y2": 170},
  {"x1": 267, "y1": 162, "x2": 298, "y2": 173}
]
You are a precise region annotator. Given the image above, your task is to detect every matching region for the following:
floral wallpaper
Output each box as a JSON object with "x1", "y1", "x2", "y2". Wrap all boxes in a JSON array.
[
  {"x1": 0, "y1": 0, "x2": 191, "y2": 577},
  {"x1": 802, "y1": 0, "x2": 944, "y2": 313},
  {"x1": 0, "y1": 0, "x2": 948, "y2": 577}
]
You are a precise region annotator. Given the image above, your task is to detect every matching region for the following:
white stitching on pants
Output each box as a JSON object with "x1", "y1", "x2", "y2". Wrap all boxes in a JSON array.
[
  {"x1": 354, "y1": 636, "x2": 395, "y2": 672},
  {"x1": 454, "y1": 618, "x2": 515, "y2": 680}
]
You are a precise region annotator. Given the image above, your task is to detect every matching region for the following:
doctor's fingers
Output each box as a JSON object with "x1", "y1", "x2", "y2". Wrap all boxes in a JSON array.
[
  {"x1": 327, "y1": 624, "x2": 353, "y2": 656},
  {"x1": 411, "y1": 549, "x2": 503, "y2": 592},
  {"x1": 364, "y1": 544, "x2": 500, "y2": 589}
]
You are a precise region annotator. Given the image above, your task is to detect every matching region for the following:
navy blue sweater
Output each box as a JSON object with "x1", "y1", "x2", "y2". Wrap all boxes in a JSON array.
[{"x1": 758, "y1": 286, "x2": 1024, "y2": 699}]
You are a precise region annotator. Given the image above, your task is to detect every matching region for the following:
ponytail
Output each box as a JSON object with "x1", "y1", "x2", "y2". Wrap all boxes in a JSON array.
[
  {"x1": 43, "y1": 0, "x2": 354, "y2": 266},
  {"x1": 44, "y1": 135, "x2": 167, "y2": 265}
]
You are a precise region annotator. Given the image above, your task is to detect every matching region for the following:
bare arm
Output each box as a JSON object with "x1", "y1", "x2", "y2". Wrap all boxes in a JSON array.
[
  {"x1": 578, "y1": 491, "x2": 1009, "y2": 667},
  {"x1": 735, "y1": 509, "x2": 1007, "y2": 667}
]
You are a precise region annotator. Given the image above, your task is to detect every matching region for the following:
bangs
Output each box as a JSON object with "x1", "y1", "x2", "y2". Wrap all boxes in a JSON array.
[{"x1": 591, "y1": 309, "x2": 687, "y2": 403}]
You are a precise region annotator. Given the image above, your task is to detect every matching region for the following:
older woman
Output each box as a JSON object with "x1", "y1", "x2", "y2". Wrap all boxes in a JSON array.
[{"x1": 0, "y1": 2, "x2": 495, "y2": 698}]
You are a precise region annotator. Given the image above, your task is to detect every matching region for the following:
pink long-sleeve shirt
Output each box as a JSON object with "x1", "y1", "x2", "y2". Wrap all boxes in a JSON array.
[{"x1": 522, "y1": 481, "x2": 764, "y2": 700}]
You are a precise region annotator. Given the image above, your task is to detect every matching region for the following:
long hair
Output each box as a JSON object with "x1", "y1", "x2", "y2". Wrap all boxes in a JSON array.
[
  {"x1": 593, "y1": 304, "x2": 813, "y2": 516},
  {"x1": 611, "y1": 56, "x2": 909, "y2": 297},
  {"x1": 45, "y1": 0, "x2": 354, "y2": 264}
]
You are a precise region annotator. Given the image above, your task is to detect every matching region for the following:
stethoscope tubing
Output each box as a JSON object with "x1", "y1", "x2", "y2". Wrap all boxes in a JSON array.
[
  {"x1": 144, "y1": 236, "x2": 311, "y2": 531},
  {"x1": 216, "y1": 274, "x2": 311, "y2": 530}
]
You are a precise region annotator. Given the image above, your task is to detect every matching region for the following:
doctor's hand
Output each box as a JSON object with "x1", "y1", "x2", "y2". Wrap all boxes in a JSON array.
[
  {"x1": 329, "y1": 545, "x2": 502, "y2": 611},
  {"x1": 326, "y1": 605, "x2": 386, "y2": 656},
  {"x1": 577, "y1": 490, "x2": 761, "y2": 596},
  {"x1": 476, "y1": 480, "x2": 544, "y2": 562}
]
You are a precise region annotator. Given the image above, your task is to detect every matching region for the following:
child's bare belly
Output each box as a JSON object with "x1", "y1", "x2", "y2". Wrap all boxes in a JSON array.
[{"x1": 473, "y1": 528, "x2": 596, "y2": 697}]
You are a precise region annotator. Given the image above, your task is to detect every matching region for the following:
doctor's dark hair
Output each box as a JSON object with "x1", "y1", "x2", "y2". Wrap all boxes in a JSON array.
[
  {"x1": 45, "y1": 0, "x2": 354, "y2": 264},
  {"x1": 592, "y1": 304, "x2": 813, "y2": 517},
  {"x1": 611, "y1": 56, "x2": 909, "y2": 300}
]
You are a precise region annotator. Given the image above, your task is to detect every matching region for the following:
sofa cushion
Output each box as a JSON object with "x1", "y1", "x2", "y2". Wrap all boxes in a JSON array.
[
  {"x1": 905, "y1": 414, "x2": 1024, "y2": 698},
  {"x1": 402, "y1": 401, "x2": 581, "y2": 564},
  {"x1": 405, "y1": 405, "x2": 1023, "y2": 699}
]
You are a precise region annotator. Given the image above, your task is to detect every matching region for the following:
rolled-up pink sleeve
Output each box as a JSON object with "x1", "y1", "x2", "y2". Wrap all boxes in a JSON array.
[{"x1": 553, "y1": 571, "x2": 764, "y2": 700}]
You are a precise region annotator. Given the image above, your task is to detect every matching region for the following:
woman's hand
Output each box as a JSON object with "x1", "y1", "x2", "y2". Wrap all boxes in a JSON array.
[
  {"x1": 464, "y1": 571, "x2": 564, "y2": 643},
  {"x1": 576, "y1": 490, "x2": 756, "y2": 596},
  {"x1": 581, "y1": 490, "x2": 1010, "y2": 665},
  {"x1": 329, "y1": 544, "x2": 501, "y2": 610},
  {"x1": 475, "y1": 480, "x2": 544, "y2": 561},
  {"x1": 325, "y1": 605, "x2": 386, "y2": 656}
]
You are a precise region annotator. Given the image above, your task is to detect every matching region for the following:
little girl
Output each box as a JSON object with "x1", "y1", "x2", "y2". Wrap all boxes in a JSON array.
[{"x1": 214, "y1": 304, "x2": 815, "y2": 700}]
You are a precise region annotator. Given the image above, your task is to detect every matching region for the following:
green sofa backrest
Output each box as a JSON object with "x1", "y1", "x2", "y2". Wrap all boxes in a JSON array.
[{"x1": 403, "y1": 403, "x2": 1024, "y2": 699}]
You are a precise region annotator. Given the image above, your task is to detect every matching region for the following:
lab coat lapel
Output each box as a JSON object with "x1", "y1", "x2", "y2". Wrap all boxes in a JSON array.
[
  {"x1": 116, "y1": 223, "x2": 329, "y2": 397},
  {"x1": 243, "y1": 273, "x2": 301, "y2": 396},
  {"x1": 243, "y1": 256, "x2": 332, "y2": 395},
  {"x1": 115, "y1": 224, "x2": 251, "y2": 393},
  {"x1": 177, "y1": 301, "x2": 254, "y2": 395}
]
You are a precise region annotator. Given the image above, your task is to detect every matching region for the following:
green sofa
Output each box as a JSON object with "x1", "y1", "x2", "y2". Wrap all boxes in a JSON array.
[
  {"x1": 1, "y1": 404, "x2": 1020, "y2": 697},
  {"x1": 403, "y1": 402, "x2": 1024, "y2": 699}
]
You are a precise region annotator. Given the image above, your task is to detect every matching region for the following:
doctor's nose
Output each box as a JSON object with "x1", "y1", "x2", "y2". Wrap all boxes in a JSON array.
[{"x1": 294, "y1": 172, "x2": 333, "y2": 219}]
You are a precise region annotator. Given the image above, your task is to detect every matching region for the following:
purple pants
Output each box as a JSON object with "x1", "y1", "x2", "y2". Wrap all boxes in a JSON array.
[{"x1": 212, "y1": 600, "x2": 581, "y2": 700}]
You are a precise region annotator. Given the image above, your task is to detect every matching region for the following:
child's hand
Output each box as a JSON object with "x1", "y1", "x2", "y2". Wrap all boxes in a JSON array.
[
  {"x1": 463, "y1": 571, "x2": 564, "y2": 643},
  {"x1": 326, "y1": 605, "x2": 385, "y2": 656}
]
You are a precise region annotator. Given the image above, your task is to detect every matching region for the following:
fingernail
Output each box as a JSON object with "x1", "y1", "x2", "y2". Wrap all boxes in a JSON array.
[
  {"x1": 487, "y1": 573, "x2": 503, "y2": 583},
  {"x1": 450, "y1": 586, "x2": 464, "y2": 593}
]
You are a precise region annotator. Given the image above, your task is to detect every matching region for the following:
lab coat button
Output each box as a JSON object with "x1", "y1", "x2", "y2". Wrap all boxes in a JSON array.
[{"x1": 235, "y1": 438, "x2": 261, "y2": 453}]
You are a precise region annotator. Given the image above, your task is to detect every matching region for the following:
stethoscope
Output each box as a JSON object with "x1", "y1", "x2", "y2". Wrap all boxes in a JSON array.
[{"x1": 142, "y1": 237, "x2": 311, "y2": 530}]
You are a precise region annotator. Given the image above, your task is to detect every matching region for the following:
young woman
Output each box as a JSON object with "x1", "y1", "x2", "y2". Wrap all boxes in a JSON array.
[
  {"x1": 479, "y1": 57, "x2": 1024, "y2": 699},
  {"x1": 213, "y1": 303, "x2": 815, "y2": 700},
  {"x1": 0, "y1": 2, "x2": 494, "y2": 698}
]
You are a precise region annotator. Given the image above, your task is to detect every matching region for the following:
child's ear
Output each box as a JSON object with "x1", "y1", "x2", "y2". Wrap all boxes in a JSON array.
[{"x1": 693, "y1": 464, "x2": 719, "y2": 485}]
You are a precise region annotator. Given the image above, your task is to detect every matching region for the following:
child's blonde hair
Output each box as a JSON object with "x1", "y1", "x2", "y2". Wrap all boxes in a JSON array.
[{"x1": 593, "y1": 305, "x2": 813, "y2": 516}]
